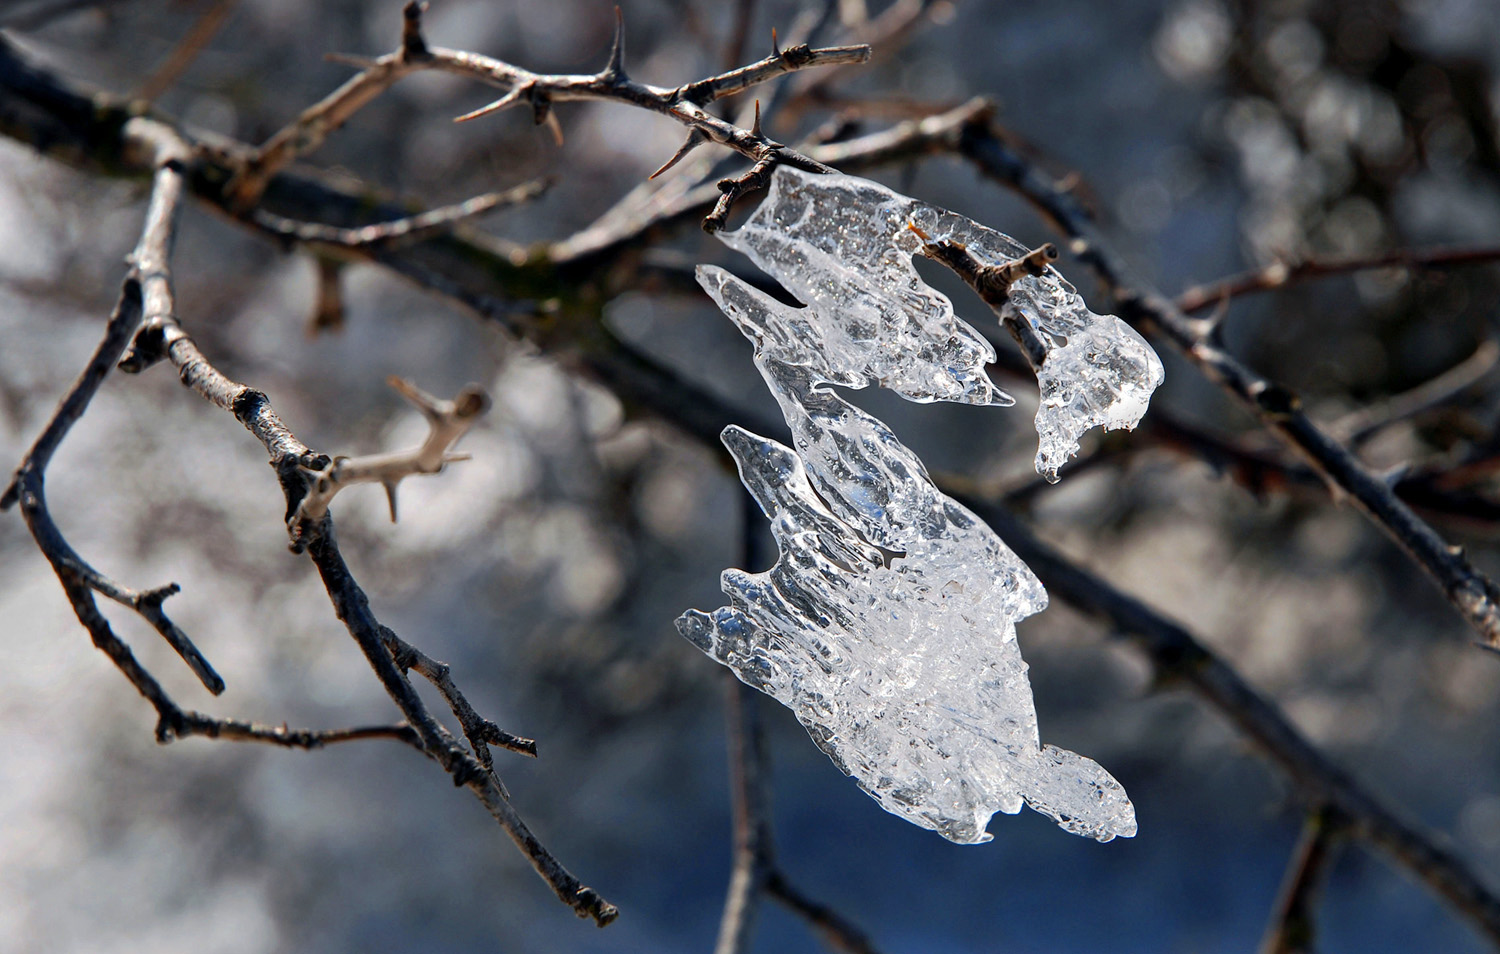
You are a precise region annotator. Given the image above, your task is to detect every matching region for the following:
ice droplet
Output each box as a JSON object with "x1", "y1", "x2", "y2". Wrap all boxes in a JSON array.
[{"x1": 678, "y1": 168, "x2": 1149, "y2": 843}]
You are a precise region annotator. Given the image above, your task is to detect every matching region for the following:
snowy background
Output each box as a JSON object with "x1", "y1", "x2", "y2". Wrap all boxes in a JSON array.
[{"x1": 3, "y1": 1, "x2": 1500, "y2": 951}]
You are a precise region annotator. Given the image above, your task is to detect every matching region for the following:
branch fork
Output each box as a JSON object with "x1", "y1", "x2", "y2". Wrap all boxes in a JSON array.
[{"x1": 291, "y1": 376, "x2": 489, "y2": 530}]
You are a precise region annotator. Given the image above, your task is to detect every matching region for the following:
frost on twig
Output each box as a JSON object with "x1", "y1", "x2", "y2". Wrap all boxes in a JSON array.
[
  {"x1": 678, "y1": 167, "x2": 1156, "y2": 844},
  {"x1": 293, "y1": 376, "x2": 488, "y2": 529}
]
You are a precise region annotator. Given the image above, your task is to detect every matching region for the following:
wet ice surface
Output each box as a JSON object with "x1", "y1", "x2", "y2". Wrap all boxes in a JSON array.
[
  {"x1": 720, "y1": 166, "x2": 1163, "y2": 480},
  {"x1": 678, "y1": 168, "x2": 1151, "y2": 843}
]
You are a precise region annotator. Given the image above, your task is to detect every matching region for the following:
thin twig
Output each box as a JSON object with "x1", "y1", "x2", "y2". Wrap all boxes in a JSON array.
[
  {"x1": 381, "y1": 624, "x2": 538, "y2": 764},
  {"x1": 309, "y1": 255, "x2": 344, "y2": 334},
  {"x1": 134, "y1": 0, "x2": 240, "y2": 103},
  {"x1": 228, "y1": 1, "x2": 867, "y2": 220},
  {"x1": 10, "y1": 113, "x2": 615, "y2": 926},
  {"x1": 765, "y1": 872, "x2": 882, "y2": 954},
  {"x1": 713, "y1": 491, "x2": 881, "y2": 954},
  {"x1": 293, "y1": 375, "x2": 489, "y2": 527},
  {"x1": 1329, "y1": 339, "x2": 1500, "y2": 446},
  {"x1": 1176, "y1": 247, "x2": 1500, "y2": 314},
  {"x1": 1259, "y1": 807, "x2": 1345, "y2": 954},
  {"x1": 715, "y1": 677, "x2": 772, "y2": 954},
  {"x1": 254, "y1": 179, "x2": 551, "y2": 250}
]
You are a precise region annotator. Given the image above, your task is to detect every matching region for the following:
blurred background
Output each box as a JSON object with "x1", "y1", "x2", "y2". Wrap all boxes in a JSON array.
[{"x1": 2, "y1": 0, "x2": 1500, "y2": 951}]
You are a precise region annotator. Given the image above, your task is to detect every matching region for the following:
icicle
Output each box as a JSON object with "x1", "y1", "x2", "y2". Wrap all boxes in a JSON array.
[
  {"x1": 679, "y1": 168, "x2": 1154, "y2": 844},
  {"x1": 720, "y1": 166, "x2": 1164, "y2": 479}
]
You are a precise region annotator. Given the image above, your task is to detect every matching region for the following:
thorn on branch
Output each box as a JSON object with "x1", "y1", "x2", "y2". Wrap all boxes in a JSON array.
[
  {"x1": 602, "y1": 6, "x2": 627, "y2": 81},
  {"x1": 289, "y1": 377, "x2": 490, "y2": 533},
  {"x1": 400, "y1": 1, "x2": 430, "y2": 62},
  {"x1": 650, "y1": 130, "x2": 707, "y2": 179},
  {"x1": 454, "y1": 81, "x2": 536, "y2": 124},
  {"x1": 542, "y1": 107, "x2": 565, "y2": 146}
]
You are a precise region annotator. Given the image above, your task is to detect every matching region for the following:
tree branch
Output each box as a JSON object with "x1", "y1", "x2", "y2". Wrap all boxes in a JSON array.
[
  {"x1": 955, "y1": 116, "x2": 1500, "y2": 648},
  {"x1": 1176, "y1": 247, "x2": 1500, "y2": 314},
  {"x1": 1258, "y1": 807, "x2": 1345, "y2": 954},
  {"x1": 2, "y1": 110, "x2": 613, "y2": 926},
  {"x1": 964, "y1": 500, "x2": 1500, "y2": 946},
  {"x1": 228, "y1": 1, "x2": 867, "y2": 224}
]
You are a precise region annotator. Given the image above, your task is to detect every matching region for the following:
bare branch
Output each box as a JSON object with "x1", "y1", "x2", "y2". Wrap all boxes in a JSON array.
[
  {"x1": 306, "y1": 527, "x2": 616, "y2": 925},
  {"x1": 135, "y1": 0, "x2": 240, "y2": 103},
  {"x1": 381, "y1": 624, "x2": 538, "y2": 764},
  {"x1": 293, "y1": 376, "x2": 489, "y2": 527},
  {"x1": 955, "y1": 115, "x2": 1500, "y2": 648},
  {"x1": 229, "y1": 1, "x2": 864, "y2": 213},
  {"x1": 254, "y1": 179, "x2": 551, "y2": 250},
  {"x1": 1176, "y1": 246, "x2": 1500, "y2": 314},
  {"x1": 1259, "y1": 808, "x2": 1345, "y2": 954},
  {"x1": 0, "y1": 110, "x2": 614, "y2": 926},
  {"x1": 963, "y1": 500, "x2": 1500, "y2": 945}
]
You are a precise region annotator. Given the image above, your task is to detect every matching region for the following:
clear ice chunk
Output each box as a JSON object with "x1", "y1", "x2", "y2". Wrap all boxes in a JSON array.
[
  {"x1": 721, "y1": 166, "x2": 1164, "y2": 480},
  {"x1": 682, "y1": 251, "x2": 1139, "y2": 843}
]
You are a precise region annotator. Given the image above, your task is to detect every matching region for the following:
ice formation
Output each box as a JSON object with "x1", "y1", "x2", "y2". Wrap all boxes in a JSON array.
[
  {"x1": 678, "y1": 168, "x2": 1155, "y2": 844},
  {"x1": 717, "y1": 166, "x2": 1163, "y2": 480}
]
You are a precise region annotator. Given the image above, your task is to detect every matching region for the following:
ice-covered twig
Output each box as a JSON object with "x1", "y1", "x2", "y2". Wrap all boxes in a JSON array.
[
  {"x1": 710, "y1": 498, "x2": 884, "y2": 954},
  {"x1": 293, "y1": 376, "x2": 489, "y2": 528},
  {"x1": 712, "y1": 166, "x2": 1161, "y2": 479},
  {"x1": 683, "y1": 170, "x2": 1147, "y2": 843}
]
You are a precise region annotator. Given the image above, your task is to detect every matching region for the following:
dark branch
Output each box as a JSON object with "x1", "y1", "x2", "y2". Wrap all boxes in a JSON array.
[
  {"x1": 1176, "y1": 247, "x2": 1500, "y2": 314},
  {"x1": 1259, "y1": 807, "x2": 1345, "y2": 954},
  {"x1": 955, "y1": 115, "x2": 1500, "y2": 648}
]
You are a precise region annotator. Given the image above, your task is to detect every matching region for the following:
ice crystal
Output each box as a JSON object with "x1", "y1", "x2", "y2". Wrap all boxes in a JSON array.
[{"x1": 678, "y1": 168, "x2": 1153, "y2": 844}]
